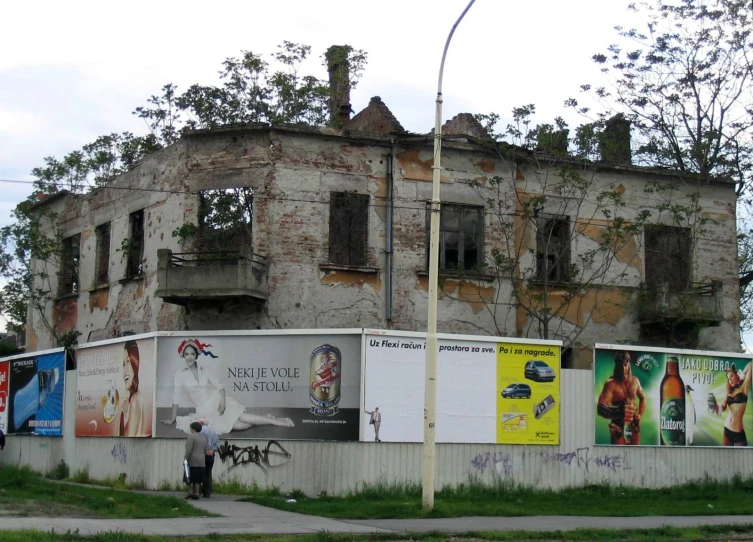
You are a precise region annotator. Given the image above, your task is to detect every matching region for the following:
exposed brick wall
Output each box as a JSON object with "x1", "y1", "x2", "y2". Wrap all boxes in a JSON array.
[{"x1": 27, "y1": 125, "x2": 741, "y2": 359}]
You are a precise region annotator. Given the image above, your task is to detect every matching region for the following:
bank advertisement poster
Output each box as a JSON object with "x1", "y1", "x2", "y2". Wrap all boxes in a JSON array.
[
  {"x1": 6, "y1": 349, "x2": 65, "y2": 436},
  {"x1": 363, "y1": 332, "x2": 560, "y2": 444},
  {"x1": 75, "y1": 338, "x2": 155, "y2": 437},
  {"x1": 0, "y1": 361, "x2": 7, "y2": 433},
  {"x1": 497, "y1": 341, "x2": 560, "y2": 445},
  {"x1": 594, "y1": 344, "x2": 753, "y2": 447},
  {"x1": 155, "y1": 333, "x2": 362, "y2": 440}
]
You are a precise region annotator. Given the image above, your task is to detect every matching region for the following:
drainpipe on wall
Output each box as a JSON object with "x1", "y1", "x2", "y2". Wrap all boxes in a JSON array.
[{"x1": 385, "y1": 143, "x2": 395, "y2": 324}]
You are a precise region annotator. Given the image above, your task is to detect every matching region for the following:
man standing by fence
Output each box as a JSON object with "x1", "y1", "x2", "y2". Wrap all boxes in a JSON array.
[{"x1": 199, "y1": 418, "x2": 220, "y2": 498}]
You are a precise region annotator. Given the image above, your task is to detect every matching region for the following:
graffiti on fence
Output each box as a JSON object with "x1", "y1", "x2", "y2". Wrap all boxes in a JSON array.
[
  {"x1": 217, "y1": 440, "x2": 291, "y2": 474},
  {"x1": 470, "y1": 452, "x2": 513, "y2": 477},
  {"x1": 111, "y1": 443, "x2": 127, "y2": 464},
  {"x1": 540, "y1": 447, "x2": 630, "y2": 472}
]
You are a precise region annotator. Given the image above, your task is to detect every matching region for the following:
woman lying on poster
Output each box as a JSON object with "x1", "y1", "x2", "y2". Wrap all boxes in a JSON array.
[
  {"x1": 720, "y1": 362, "x2": 753, "y2": 447},
  {"x1": 161, "y1": 339, "x2": 294, "y2": 435}
]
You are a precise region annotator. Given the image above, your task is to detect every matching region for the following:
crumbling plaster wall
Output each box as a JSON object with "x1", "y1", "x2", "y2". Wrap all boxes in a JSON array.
[
  {"x1": 31, "y1": 144, "x2": 191, "y2": 349},
  {"x1": 27, "y1": 128, "x2": 741, "y2": 359},
  {"x1": 509, "y1": 166, "x2": 740, "y2": 362}
]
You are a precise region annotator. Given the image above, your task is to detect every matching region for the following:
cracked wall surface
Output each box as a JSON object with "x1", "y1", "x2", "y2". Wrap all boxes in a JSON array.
[{"x1": 26, "y1": 127, "x2": 741, "y2": 366}]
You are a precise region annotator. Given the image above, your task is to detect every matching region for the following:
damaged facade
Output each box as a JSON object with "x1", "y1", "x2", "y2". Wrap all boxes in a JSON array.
[{"x1": 27, "y1": 96, "x2": 740, "y2": 368}]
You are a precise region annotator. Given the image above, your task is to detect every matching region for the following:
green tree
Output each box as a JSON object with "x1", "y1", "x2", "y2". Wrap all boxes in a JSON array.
[
  {"x1": 438, "y1": 106, "x2": 715, "y2": 356},
  {"x1": 0, "y1": 43, "x2": 367, "y2": 338},
  {"x1": 567, "y1": 0, "x2": 752, "y2": 330}
]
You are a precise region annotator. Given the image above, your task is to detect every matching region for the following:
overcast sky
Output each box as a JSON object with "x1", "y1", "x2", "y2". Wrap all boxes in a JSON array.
[{"x1": 0, "y1": 0, "x2": 642, "y2": 207}]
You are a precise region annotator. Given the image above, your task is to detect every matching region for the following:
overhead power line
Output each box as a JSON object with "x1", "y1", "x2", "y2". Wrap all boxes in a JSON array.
[{"x1": 0, "y1": 178, "x2": 742, "y2": 247}]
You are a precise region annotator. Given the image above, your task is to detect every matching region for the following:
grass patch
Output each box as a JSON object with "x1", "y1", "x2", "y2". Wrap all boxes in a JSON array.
[
  {"x1": 212, "y1": 478, "x2": 282, "y2": 496},
  {"x1": 2, "y1": 524, "x2": 753, "y2": 541},
  {"x1": 242, "y1": 477, "x2": 753, "y2": 519},
  {"x1": 0, "y1": 465, "x2": 209, "y2": 519}
]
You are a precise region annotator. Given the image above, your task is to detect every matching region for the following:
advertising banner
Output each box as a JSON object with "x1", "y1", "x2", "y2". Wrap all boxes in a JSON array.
[
  {"x1": 0, "y1": 361, "x2": 9, "y2": 434},
  {"x1": 364, "y1": 333, "x2": 560, "y2": 444},
  {"x1": 6, "y1": 350, "x2": 65, "y2": 435},
  {"x1": 497, "y1": 341, "x2": 560, "y2": 445},
  {"x1": 155, "y1": 333, "x2": 362, "y2": 440},
  {"x1": 76, "y1": 338, "x2": 155, "y2": 437},
  {"x1": 594, "y1": 345, "x2": 753, "y2": 447}
]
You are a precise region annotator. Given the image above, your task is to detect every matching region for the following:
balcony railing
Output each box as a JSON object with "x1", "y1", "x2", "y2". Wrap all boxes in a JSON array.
[
  {"x1": 637, "y1": 281, "x2": 724, "y2": 325},
  {"x1": 155, "y1": 249, "x2": 267, "y2": 305}
]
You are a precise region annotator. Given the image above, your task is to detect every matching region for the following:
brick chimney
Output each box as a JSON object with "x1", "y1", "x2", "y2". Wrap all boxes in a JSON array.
[
  {"x1": 599, "y1": 114, "x2": 632, "y2": 165},
  {"x1": 325, "y1": 45, "x2": 352, "y2": 128}
]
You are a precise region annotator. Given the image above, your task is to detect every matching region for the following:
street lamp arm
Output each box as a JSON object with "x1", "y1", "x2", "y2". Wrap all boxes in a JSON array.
[{"x1": 437, "y1": 0, "x2": 477, "y2": 96}]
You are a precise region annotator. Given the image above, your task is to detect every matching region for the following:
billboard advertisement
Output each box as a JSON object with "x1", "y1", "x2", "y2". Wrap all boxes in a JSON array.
[
  {"x1": 76, "y1": 338, "x2": 155, "y2": 437},
  {"x1": 497, "y1": 341, "x2": 560, "y2": 444},
  {"x1": 594, "y1": 345, "x2": 753, "y2": 447},
  {"x1": 155, "y1": 333, "x2": 362, "y2": 440},
  {"x1": 5, "y1": 349, "x2": 65, "y2": 435},
  {"x1": 0, "y1": 361, "x2": 7, "y2": 433},
  {"x1": 364, "y1": 332, "x2": 560, "y2": 444}
]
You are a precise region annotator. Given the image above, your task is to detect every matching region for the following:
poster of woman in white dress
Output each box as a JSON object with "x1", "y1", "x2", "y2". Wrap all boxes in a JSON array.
[{"x1": 155, "y1": 333, "x2": 362, "y2": 440}]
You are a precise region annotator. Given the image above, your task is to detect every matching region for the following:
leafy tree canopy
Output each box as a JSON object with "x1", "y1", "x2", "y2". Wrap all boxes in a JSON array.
[{"x1": 0, "y1": 43, "x2": 367, "y2": 341}]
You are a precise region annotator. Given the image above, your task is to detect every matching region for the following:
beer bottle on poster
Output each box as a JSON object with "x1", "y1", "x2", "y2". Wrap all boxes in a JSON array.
[
  {"x1": 309, "y1": 344, "x2": 342, "y2": 416},
  {"x1": 660, "y1": 356, "x2": 686, "y2": 446}
]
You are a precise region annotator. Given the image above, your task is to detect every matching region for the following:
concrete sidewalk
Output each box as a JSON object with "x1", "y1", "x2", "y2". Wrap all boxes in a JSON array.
[{"x1": 1, "y1": 492, "x2": 753, "y2": 536}]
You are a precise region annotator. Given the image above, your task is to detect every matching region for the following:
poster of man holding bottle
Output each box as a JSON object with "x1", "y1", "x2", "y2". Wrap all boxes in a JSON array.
[{"x1": 594, "y1": 344, "x2": 753, "y2": 447}]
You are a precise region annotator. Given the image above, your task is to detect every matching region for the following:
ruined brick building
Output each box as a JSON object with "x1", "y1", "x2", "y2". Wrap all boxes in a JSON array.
[{"x1": 26, "y1": 63, "x2": 741, "y2": 368}]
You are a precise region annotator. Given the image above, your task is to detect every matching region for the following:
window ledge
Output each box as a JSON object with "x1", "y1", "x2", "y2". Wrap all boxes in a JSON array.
[
  {"x1": 416, "y1": 270, "x2": 497, "y2": 282},
  {"x1": 88, "y1": 283, "x2": 110, "y2": 292},
  {"x1": 119, "y1": 274, "x2": 145, "y2": 285},
  {"x1": 320, "y1": 263, "x2": 379, "y2": 274},
  {"x1": 528, "y1": 279, "x2": 576, "y2": 288},
  {"x1": 54, "y1": 292, "x2": 79, "y2": 302}
]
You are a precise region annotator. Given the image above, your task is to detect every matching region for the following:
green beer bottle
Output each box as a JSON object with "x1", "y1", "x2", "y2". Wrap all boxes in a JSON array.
[{"x1": 660, "y1": 356, "x2": 686, "y2": 445}]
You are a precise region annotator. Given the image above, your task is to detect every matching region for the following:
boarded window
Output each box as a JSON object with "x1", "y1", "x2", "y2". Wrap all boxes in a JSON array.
[
  {"x1": 329, "y1": 192, "x2": 369, "y2": 266},
  {"x1": 644, "y1": 225, "x2": 691, "y2": 292},
  {"x1": 126, "y1": 210, "x2": 145, "y2": 277},
  {"x1": 426, "y1": 203, "x2": 483, "y2": 271},
  {"x1": 95, "y1": 222, "x2": 111, "y2": 285},
  {"x1": 59, "y1": 234, "x2": 80, "y2": 295},
  {"x1": 536, "y1": 216, "x2": 571, "y2": 282}
]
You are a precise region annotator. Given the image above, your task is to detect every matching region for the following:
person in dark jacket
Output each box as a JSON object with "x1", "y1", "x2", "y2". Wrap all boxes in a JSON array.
[
  {"x1": 0, "y1": 428, "x2": 5, "y2": 451},
  {"x1": 184, "y1": 421, "x2": 205, "y2": 499},
  {"x1": 199, "y1": 418, "x2": 219, "y2": 498}
]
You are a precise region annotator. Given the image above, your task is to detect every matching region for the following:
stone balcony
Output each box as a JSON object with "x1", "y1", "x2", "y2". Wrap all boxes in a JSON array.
[
  {"x1": 155, "y1": 249, "x2": 267, "y2": 305},
  {"x1": 637, "y1": 281, "x2": 724, "y2": 326}
]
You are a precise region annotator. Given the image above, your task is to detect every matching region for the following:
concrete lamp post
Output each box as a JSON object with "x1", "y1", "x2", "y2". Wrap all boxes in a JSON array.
[{"x1": 422, "y1": 0, "x2": 476, "y2": 512}]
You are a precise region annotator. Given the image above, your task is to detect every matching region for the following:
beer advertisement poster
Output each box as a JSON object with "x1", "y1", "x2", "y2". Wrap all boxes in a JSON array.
[
  {"x1": 0, "y1": 360, "x2": 9, "y2": 434},
  {"x1": 75, "y1": 338, "x2": 155, "y2": 437},
  {"x1": 594, "y1": 344, "x2": 753, "y2": 447},
  {"x1": 6, "y1": 350, "x2": 65, "y2": 436},
  {"x1": 496, "y1": 341, "x2": 560, "y2": 445},
  {"x1": 154, "y1": 333, "x2": 362, "y2": 440}
]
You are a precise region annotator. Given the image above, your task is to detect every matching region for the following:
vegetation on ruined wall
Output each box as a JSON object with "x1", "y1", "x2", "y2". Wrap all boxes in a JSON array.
[
  {"x1": 0, "y1": 43, "x2": 367, "y2": 340},
  {"x1": 569, "y1": 0, "x2": 752, "y2": 331},
  {"x1": 459, "y1": 107, "x2": 712, "y2": 351},
  {"x1": 447, "y1": 0, "x2": 750, "y2": 350}
]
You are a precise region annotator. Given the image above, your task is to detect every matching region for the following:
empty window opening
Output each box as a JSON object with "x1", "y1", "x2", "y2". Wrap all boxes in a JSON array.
[
  {"x1": 95, "y1": 222, "x2": 111, "y2": 285},
  {"x1": 59, "y1": 234, "x2": 81, "y2": 295},
  {"x1": 536, "y1": 216, "x2": 571, "y2": 282}
]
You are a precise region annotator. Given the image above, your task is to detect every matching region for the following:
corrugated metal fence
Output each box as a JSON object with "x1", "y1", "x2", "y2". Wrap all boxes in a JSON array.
[{"x1": 2, "y1": 370, "x2": 751, "y2": 495}]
